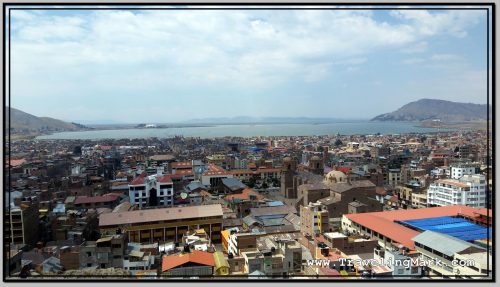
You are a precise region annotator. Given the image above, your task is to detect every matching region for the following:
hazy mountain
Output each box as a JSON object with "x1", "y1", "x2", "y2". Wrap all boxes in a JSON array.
[
  {"x1": 7, "y1": 107, "x2": 89, "y2": 134},
  {"x1": 371, "y1": 99, "x2": 491, "y2": 122}
]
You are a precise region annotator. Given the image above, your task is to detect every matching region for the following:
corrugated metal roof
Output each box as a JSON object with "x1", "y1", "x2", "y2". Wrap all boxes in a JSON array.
[
  {"x1": 100, "y1": 204, "x2": 223, "y2": 227},
  {"x1": 213, "y1": 251, "x2": 229, "y2": 269},
  {"x1": 412, "y1": 231, "x2": 484, "y2": 257}
]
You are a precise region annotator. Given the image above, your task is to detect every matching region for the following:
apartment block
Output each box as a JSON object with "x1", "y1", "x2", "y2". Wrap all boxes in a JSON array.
[
  {"x1": 428, "y1": 175, "x2": 486, "y2": 208},
  {"x1": 300, "y1": 202, "x2": 329, "y2": 237}
]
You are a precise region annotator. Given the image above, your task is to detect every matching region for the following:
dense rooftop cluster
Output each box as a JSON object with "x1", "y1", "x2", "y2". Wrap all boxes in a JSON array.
[{"x1": 5, "y1": 130, "x2": 492, "y2": 279}]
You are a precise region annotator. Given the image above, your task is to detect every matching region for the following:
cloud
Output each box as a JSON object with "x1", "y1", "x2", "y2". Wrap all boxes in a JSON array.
[
  {"x1": 8, "y1": 8, "x2": 486, "y2": 121},
  {"x1": 402, "y1": 58, "x2": 426, "y2": 65},
  {"x1": 390, "y1": 9, "x2": 484, "y2": 38},
  {"x1": 430, "y1": 53, "x2": 461, "y2": 61},
  {"x1": 401, "y1": 41, "x2": 428, "y2": 53}
]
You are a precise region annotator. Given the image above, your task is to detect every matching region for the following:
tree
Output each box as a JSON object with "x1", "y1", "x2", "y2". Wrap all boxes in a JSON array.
[{"x1": 334, "y1": 139, "x2": 343, "y2": 147}]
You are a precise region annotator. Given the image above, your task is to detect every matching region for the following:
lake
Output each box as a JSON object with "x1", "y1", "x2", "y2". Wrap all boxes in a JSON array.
[{"x1": 35, "y1": 122, "x2": 458, "y2": 140}]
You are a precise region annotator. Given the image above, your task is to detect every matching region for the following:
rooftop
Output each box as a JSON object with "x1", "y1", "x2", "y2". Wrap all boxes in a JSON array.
[
  {"x1": 345, "y1": 205, "x2": 488, "y2": 250},
  {"x1": 162, "y1": 250, "x2": 215, "y2": 271},
  {"x1": 99, "y1": 204, "x2": 223, "y2": 227}
]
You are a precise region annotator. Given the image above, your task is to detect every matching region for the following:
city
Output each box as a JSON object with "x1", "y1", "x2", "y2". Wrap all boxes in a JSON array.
[
  {"x1": 3, "y1": 3, "x2": 494, "y2": 283},
  {"x1": 5, "y1": 131, "x2": 492, "y2": 279}
]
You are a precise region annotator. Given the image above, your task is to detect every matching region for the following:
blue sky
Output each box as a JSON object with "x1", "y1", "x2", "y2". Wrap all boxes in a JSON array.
[{"x1": 7, "y1": 6, "x2": 492, "y2": 124}]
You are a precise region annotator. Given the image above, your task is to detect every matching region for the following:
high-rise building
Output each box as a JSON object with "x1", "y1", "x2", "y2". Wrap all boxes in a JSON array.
[{"x1": 427, "y1": 174, "x2": 486, "y2": 208}]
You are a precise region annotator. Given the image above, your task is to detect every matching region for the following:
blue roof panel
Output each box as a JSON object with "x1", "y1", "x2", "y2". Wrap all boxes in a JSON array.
[{"x1": 397, "y1": 216, "x2": 490, "y2": 242}]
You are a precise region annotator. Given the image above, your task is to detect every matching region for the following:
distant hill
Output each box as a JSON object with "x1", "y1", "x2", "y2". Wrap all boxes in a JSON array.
[
  {"x1": 371, "y1": 99, "x2": 491, "y2": 122},
  {"x1": 7, "y1": 107, "x2": 89, "y2": 134}
]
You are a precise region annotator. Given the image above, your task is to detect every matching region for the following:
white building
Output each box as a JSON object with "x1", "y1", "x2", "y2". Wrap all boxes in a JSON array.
[
  {"x1": 427, "y1": 174, "x2": 486, "y2": 208},
  {"x1": 450, "y1": 164, "x2": 479, "y2": 179},
  {"x1": 128, "y1": 174, "x2": 174, "y2": 208},
  {"x1": 373, "y1": 246, "x2": 422, "y2": 278}
]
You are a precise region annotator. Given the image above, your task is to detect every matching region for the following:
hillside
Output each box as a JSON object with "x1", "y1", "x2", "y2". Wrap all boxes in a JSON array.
[
  {"x1": 7, "y1": 107, "x2": 88, "y2": 134},
  {"x1": 371, "y1": 99, "x2": 491, "y2": 122}
]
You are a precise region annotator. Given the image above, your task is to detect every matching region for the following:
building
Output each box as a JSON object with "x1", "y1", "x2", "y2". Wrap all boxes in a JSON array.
[
  {"x1": 6, "y1": 201, "x2": 40, "y2": 246},
  {"x1": 342, "y1": 205, "x2": 491, "y2": 252},
  {"x1": 99, "y1": 204, "x2": 223, "y2": 244},
  {"x1": 161, "y1": 250, "x2": 215, "y2": 277},
  {"x1": 388, "y1": 169, "x2": 401, "y2": 187},
  {"x1": 411, "y1": 192, "x2": 428, "y2": 209},
  {"x1": 128, "y1": 174, "x2": 174, "y2": 208},
  {"x1": 322, "y1": 232, "x2": 378, "y2": 256},
  {"x1": 220, "y1": 178, "x2": 247, "y2": 194},
  {"x1": 74, "y1": 193, "x2": 125, "y2": 210},
  {"x1": 300, "y1": 202, "x2": 330, "y2": 236},
  {"x1": 427, "y1": 174, "x2": 486, "y2": 208},
  {"x1": 320, "y1": 179, "x2": 382, "y2": 219},
  {"x1": 123, "y1": 242, "x2": 157, "y2": 275},
  {"x1": 224, "y1": 188, "x2": 265, "y2": 218},
  {"x1": 59, "y1": 246, "x2": 80, "y2": 270},
  {"x1": 280, "y1": 157, "x2": 298, "y2": 198},
  {"x1": 213, "y1": 251, "x2": 230, "y2": 276},
  {"x1": 413, "y1": 231, "x2": 491, "y2": 278},
  {"x1": 225, "y1": 230, "x2": 261, "y2": 256},
  {"x1": 241, "y1": 234, "x2": 302, "y2": 276},
  {"x1": 373, "y1": 246, "x2": 422, "y2": 278},
  {"x1": 79, "y1": 234, "x2": 127, "y2": 269},
  {"x1": 450, "y1": 164, "x2": 480, "y2": 179},
  {"x1": 295, "y1": 183, "x2": 331, "y2": 208}
]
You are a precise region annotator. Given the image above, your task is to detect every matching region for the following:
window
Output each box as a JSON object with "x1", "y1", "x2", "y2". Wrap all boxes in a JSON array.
[{"x1": 87, "y1": 252, "x2": 92, "y2": 257}]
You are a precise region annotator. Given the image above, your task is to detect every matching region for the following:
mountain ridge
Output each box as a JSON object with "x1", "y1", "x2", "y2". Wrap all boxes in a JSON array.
[
  {"x1": 7, "y1": 107, "x2": 89, "y2": 134},
  {"x1": 371, "y1": 99, "x2": 491, "y2": 122}
]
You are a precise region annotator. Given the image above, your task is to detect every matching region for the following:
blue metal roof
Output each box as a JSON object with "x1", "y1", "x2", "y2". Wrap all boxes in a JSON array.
[
  {"x1": 267, "y1": 201, "x2": 284, "y2": 207},
  {"x1": 397, "y1": 216, "x2": 491, "y2": 242}
]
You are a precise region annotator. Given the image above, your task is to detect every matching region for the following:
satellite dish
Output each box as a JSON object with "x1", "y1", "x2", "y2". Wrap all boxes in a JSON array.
[{"x1": 180, "y1": 192, "x2": 188, "y2": 199}]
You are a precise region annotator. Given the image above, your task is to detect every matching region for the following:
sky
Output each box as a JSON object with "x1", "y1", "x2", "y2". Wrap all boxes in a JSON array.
[{"x1": 7, "y1": 6, "x2": 492, "y2": 124}]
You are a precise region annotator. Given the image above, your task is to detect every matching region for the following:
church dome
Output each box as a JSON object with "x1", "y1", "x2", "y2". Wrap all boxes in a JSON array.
[{"x1": 324, "y1": 170, "x2": 347, "y2": 183}]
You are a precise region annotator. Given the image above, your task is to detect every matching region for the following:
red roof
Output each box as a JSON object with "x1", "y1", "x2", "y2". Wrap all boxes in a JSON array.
[
  {"x1": 345, "y1": 205, "x2": 485, "y2": 250},
  {"x1": 473, "y1": 208, "x2": 492, "y2": 217},
  {"x1": 157, "y1": 174, "x2": 173, "y2": 184},
  {"x1": 162, "y1": 250, "x2": 215, "y2": 272},
  {"x1": 130, "y1": 173, "x2": 147, "y2": 185},
  {"x1": 337, "y1": 167, "x2": 351, "y2": 174},
  {"x1": 224, "y1": 188, "x2": 265, "y2": 202},
  {"x1": 75, "y1": 193, "x2": 121, "y2": 205}
]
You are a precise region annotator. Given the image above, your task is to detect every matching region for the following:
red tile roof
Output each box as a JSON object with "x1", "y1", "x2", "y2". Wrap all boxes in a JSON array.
[
  {"x1": 130, "y1": 173, "x2": 147, "y2": 185},
  {"x1": 345, "y1": 205, "x2": 485, "y2": 250},
  {"x1": 162, "y1": 250, "x2": 215, "y2": 272},
  {"x1": 224, "y1": 188, "x2": 265, "y2": 202},
  {"x1": 75, "y1": 193, "x2": 121, "y2": 205},
  {"x1": 156, "y1": 174, "x2": 173, "y2": 184}
]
